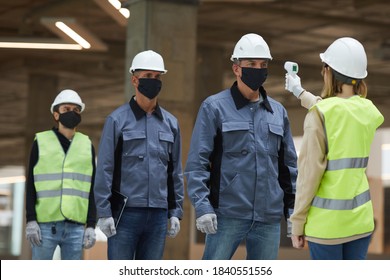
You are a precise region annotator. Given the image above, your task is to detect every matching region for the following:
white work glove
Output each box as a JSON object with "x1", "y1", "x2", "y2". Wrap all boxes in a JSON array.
[
  {"x1": 167, "y1": 217, "x2": 180, "y2": 238},
  {"x1": 196, "y1": 213, "x2": 217, "y2": 234},
  {"x1": 26, "y1": 221, "x2": 41, "y2": 246},
  {"x1": 97, "y1": 217, "x2": 116, "y2": 238},
  {"x1": 83, "y1": 227, "x2": 96, "y2": 249},
  {"x1": 285, "y1": 73, "x2": 305, "y2": 98}
]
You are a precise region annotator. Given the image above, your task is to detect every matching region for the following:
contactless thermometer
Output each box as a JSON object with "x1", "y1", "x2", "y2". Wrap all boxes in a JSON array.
[{"x1": 284, "y1": 61, "x2": 299, "y2": 77}]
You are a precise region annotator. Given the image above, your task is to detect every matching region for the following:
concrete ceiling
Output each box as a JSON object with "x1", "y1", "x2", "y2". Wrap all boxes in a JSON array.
[{"x1": 0, "y1": 0, "x2": 389, "y2": 166}]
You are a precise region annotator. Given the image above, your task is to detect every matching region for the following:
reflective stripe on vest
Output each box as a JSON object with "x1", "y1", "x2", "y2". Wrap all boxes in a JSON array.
[
  {"x1": 327, "y1": 157, "x2": 368, "y2": 171},
  {"x1": 304, "y1": 96, "x2": 383, "y2": 239},
  {"x1": 312, "y1": 189, "x2": 370, "y2": 210},
  {"x1": 33, "y1": 131, "x2": 93, "y2": 223},
  {"x1": 36, "y1": 189, "x2": 90, "y2": 199},
  {"x1": 34, "y1": 173, "x2": 92, "y2": 183}
]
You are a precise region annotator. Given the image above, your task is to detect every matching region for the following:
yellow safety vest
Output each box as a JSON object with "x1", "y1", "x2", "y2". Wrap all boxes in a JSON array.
[
  {"x1": 34, "y1": 130, "x2": 93, "y2": 223},
  {"x1": 304, "y1": 96, "x2": 383, "y2": 239}
]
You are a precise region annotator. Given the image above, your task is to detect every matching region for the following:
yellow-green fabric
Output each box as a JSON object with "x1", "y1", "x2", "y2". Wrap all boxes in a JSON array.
[
  {"x1": 305, "y1": 96, "x2": 383, "y2": 239},
  {"x1": 34, "y1": 130, "x2": 93, "y2": 223}
]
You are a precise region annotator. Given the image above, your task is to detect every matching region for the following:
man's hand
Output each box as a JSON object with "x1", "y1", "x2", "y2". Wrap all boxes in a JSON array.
[
  {"x1": 26, "y1": 221, "x2": 41, "y2": 246},
  {"x1": 196, "y1": 213, "x2": 217, "y2": 234},
  {"x1": 167, "y1": 217, "x2": 180, "y2": 238},
  {"x1": 83, "y1": 227, "x2": 96, "y2": 249},
  {"x1": 97, "y1": 217, "x2": 116, "y2": 238}
]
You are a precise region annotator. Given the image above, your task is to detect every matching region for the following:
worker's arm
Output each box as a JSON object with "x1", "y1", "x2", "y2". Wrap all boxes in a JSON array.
[
  {"x1": 25, "y1": 140, "x2": 38, "y2": 223},
  {"x1": 94, "y1": 116, "x2": 119, "y2": 218},
  {"x1": 285, "y1": 73, "x2": 322, "y2": 109},
  {"x1": 290, "y1": 108, "x2": 327, "y2": 237}
]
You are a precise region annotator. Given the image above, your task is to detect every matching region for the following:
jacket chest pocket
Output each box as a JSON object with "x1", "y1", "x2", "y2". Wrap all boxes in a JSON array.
[
  {"x1": 122, "y1": 131, "x2": 146, "y2": 159},
  {"x1": 222, "y1": 122, "x2": 251, "y2": 154},
  {"x1": 158, "y1": 131, "x2": 174, "y2": 163},
  {"x1": 266, "y1": 123, "x2": 283, "y2": 156}
]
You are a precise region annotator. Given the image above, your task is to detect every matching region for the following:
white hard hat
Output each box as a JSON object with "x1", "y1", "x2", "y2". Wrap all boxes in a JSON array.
[
  {"x1": 50, "y1": 89, "x2": 85, "y2": 113},
  {"x1": 129, "y1": 50, "x2": 167, "y2": 74},
  {"x1": 320, "y1": 37, "x2": 367, "y2": 79},
  {"x1": 230, "y1": 33, "x2": 272, "y2": 61}
]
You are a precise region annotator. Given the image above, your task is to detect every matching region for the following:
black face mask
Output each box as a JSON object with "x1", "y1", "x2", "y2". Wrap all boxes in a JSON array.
[
  {"x1": 59, "y1": 111, "x2": 81, "y2": 129},
  {"x1": 138, "y1": 78, "x2": 162, "y2": 99},
  {"x1": 240, "y1": 67, "x2": 268, "y2": 91}
]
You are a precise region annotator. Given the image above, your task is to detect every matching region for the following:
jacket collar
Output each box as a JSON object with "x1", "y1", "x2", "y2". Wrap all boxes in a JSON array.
[
  {"x1": 230, "y1": 82, "x2": 273, "y2": 113},
  {"x1": 129, "y1": 96, "x2": 163, "y2": 120}
]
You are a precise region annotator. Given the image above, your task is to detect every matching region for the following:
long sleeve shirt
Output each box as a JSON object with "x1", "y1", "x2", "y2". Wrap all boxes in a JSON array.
[
  {"x1": 299, "y1": 90, "x2": 322, "y2": 109},
  {"x1": 290, "y1": 108, "x2": 327, "y2": 237}
]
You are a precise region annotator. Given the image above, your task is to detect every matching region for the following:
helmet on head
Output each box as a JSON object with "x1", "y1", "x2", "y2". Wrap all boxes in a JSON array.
[
  {"x1": 231, "y1": 33, "x2": 272, "y2": 61},
  {"x1": 320, "y1": 37, "x2": 367, "y2": 79},
  {"x1": 129, "y1": 50, "x2": 167, "y2": 74},
  {"x1": 50, "y1": 89, "x2": 85, "y2": 113}
]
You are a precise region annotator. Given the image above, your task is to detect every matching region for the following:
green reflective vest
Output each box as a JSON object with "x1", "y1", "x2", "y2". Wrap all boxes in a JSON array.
[
  {"x1": 33, "y1": 130, "x2": 93, "y2": 223},
  {"x1": 305, "y1": 96, "x2": 384, "y2": 239}
]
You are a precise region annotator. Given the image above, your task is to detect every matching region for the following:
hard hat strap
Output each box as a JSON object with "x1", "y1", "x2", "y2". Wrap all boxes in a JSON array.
[{"x1": 332, "y1": 69, "x2": 361, "y2": 86}]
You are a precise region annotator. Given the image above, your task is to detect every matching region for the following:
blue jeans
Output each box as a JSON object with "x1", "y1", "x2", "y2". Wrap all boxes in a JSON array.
[
  {"x1": 108, "y1": 207, "x2": 168, "y2": 260},
  {"x1": 308, "y1": 235, "x2": 372, "y2": 260},
  {"x1": 202, "y1": 216, "x2": 280, "y2": 260},
  {"x1": 32, "y1": 221, "x2": 84, "y2": 260}
]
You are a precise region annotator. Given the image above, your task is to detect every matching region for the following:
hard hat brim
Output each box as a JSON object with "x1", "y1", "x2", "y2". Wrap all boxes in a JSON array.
[
  {"x1": 50, "y1": 102, "x2": 85, "y2": 114},
  {"x1": 230, "y1": 56, "x2": 273, "y2": 61},
  {"x1": 130, "y1": 68, "x2": 167, "y2": 74}
]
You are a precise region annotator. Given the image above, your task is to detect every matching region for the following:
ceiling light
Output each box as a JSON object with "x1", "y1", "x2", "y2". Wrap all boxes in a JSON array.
[
  {"x1": 0, "y1": 36, "x2": 82, "y2": 50},
  {"x1": 55, "y1": 22, "x2": 91, "y2": 49},
  {"x1": 0, "y1": 41, "x2": 82, "y2": 50},
  {"x1": 108, "y1": 0, "x2": 130, "y2": 18},
  {"x1": 0, "y1": 18, "x2": 107, "y2": 51},
  {"x1": 108, "y1": 0, "x2": 121, "y2": 10},
  {"x1": 119, "y1": 8, "x2": 130, "y2": 18},
  {"x1": 94, "y1": 0, "x2": 130, "y2": 26},
  {"x1": 41, "y1": 18, "x2": 108, "y2": 51}
]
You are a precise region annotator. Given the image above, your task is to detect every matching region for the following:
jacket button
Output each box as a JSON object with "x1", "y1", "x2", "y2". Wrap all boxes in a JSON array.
[{"x1": 241, "y1": 149, "x2": 248, "y2": 155}]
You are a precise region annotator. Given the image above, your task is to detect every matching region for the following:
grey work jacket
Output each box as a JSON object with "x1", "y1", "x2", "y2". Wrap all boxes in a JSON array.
[
  {"x1": 95, "y1": 97, "x2": 184, "y2": 219},
  {"x1": 185, "y1": 83, "x2": 297, "y2": 223}
]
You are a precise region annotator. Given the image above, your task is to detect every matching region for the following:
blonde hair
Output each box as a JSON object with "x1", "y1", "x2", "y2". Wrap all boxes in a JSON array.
[{"x1": 320, "y1": 66, "x2": 367, "y2": 99}]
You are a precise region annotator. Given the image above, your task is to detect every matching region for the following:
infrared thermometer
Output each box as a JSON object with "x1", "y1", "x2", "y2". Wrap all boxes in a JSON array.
[{"x1": 284, "y1": 61, "x2": 299, "y2": 77}]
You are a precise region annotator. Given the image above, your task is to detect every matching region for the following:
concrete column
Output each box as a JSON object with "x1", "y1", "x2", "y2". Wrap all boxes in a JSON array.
[
  {"x1": 25, "y1": 73, "x2": 59, "y2": 148},
  {"x1": 20, "y1": 73, "x2": 58, "y2": 259},
  {"x1": 125, "y1": 0, "x2": 199, "y2": 260},
  {"x1": 195, "y1": 45, "x2": 225, "y2": 110}
]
